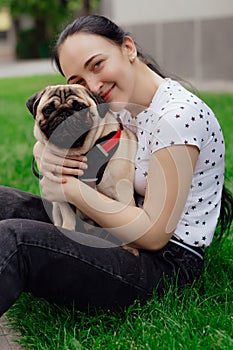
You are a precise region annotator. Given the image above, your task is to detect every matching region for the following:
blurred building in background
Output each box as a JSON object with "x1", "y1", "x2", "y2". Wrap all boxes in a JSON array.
[
  {"x1": 100, "y1": 0, "x2": 233, "y2": 82},
  {"x1": 0, "y1": 8, "x2": 15, "y2": 61},
  {"x1": 1, "y1": 0, "x2": 233, "y2": 83}
]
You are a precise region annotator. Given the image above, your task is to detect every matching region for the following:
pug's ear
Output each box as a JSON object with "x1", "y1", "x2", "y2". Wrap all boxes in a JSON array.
[
  {"x1": 26, "y1": 90, "x2": 45, "y2": 118},
  {"x1": 86, "y1": 90, "x2": 109, "y2": 118}
]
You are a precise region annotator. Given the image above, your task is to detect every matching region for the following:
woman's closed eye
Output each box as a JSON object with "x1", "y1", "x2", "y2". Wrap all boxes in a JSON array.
[{"x1": 74, "y1": 78, "x2": 85, "y2": 86}]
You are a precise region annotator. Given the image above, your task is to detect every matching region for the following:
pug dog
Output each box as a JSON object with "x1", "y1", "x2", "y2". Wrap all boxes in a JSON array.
[{"x1": 26, "y1": 84, "x2": 139, "y2": 255}]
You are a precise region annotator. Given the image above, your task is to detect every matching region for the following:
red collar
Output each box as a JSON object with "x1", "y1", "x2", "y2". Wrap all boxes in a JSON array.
[{"x1": 101, "y1": 123, "x2": 122, "y2": 153}]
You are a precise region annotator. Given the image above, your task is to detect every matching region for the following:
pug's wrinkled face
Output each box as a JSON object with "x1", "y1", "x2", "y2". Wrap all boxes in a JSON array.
[{"x1": 26, "y1": 84, "x2": 108, "y2": 149}]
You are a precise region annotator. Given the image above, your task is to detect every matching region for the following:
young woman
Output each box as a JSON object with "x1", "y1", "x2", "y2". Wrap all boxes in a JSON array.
[{"x1": 0, "y1": 15, "x2": 232, "y2": 315}]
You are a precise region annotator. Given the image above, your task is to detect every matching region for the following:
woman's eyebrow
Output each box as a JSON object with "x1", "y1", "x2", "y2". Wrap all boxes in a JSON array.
[
  {"x1": 84, "y1": 54, "x2": 101, "y2": 68},
  {"x1": 67, "y1": 54, "x2": 101, "y2": 83}
]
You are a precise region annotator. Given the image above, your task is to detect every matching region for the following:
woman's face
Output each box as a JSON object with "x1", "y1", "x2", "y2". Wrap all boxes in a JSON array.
[{"x1": 58, "y1": 33, "x2": 137, "y2": 109}]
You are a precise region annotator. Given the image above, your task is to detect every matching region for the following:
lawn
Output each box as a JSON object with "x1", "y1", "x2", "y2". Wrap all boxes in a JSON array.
[{"x1": 0, "y1": 75, "x2": 232, "y2": 350}]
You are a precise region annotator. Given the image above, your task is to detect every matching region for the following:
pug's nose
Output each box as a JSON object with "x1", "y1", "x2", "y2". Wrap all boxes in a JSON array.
[{"x1": 59, "y1": 109, "x2": 72, "y2": 119}]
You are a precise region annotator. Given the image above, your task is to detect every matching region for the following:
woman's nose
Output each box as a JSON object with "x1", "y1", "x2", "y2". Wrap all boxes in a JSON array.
[{"x1": 86, "y1": 77, "x2": 103, "y2": 95}]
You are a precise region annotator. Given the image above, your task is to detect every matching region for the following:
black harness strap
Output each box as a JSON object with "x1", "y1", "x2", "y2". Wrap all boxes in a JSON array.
[{"x1": 79, "y1": 123, "x2": 123, "y2": 187}]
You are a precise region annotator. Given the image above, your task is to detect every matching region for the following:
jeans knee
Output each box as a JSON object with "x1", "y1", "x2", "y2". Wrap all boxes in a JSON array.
[
  {"x1": 0, "y1": 219, "x2": 21, "y2": 272},
  {"x1": 0, "y1": 218, "x2": 28, "y2": 246}
]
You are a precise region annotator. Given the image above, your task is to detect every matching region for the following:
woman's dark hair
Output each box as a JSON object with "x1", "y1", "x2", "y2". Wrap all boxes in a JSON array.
[
  {"x1": 53, "y1": 14, "x2": 166, "y2": 78},
  {"x1": 217, "y1": 184, "x2": 233, "y2": 240}
]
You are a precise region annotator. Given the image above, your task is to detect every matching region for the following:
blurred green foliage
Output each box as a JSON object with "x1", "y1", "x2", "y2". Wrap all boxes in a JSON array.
[{"x1": 0, "y1": 0, "x2": 100, "y2": 58}]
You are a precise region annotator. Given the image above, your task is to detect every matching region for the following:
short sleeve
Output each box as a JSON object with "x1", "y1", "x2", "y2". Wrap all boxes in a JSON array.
[{"x1": 149, "y1": 102, "x2": 211, "y2": 154}]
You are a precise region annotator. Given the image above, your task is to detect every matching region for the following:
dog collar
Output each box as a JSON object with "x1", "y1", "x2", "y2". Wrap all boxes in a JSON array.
[{"x1": 79, "y1": 122, "x2": 123, "y2": 187}]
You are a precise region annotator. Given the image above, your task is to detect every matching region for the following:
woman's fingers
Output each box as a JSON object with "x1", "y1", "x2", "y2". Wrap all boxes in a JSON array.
[
  {"x1": 60, "y1": 156, "x2": 88, "y2": 172},
  {"x1": 42, "y1": 170, "x2": 63, "y2": 183},
  {"x1": 53, "y1": 163, "x2": 86, "y2": 177},
  {"x1": 42, "y1": 152, "x2": 87, "y2": 175},
  {"x1": 49, "y1": 158, "x2": 87, "y2": 174},
  {"x1": 33, "y1": 141, "x2": 88, "y2": 180}
]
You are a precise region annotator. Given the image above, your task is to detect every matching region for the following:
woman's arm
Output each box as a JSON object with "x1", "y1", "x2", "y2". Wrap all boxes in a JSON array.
[{"x1": 40, "y1": 145, "x2": 199, "y2": 250}]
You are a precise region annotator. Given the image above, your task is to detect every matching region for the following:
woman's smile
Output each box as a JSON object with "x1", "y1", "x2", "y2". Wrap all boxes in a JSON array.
[{"x1": 101, "y1": 84, "x2": 116, "y2": 101}]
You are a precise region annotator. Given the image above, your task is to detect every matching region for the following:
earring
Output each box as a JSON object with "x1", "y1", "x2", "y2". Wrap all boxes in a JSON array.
[{"x1": 130, "y1": 56, "x2": 136, "y2": 63}]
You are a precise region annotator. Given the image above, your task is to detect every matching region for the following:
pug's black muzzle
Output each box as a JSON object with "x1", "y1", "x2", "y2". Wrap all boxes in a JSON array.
[{"x1": 41, "y1": 107, "x2": 93, "y2": 149}]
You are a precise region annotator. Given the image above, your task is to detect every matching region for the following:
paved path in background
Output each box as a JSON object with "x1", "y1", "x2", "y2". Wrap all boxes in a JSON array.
[
  {"x1": 191, "y1": 79, "x2": 233, "y2": 93},
  {"x1": 0, "y1": 316, "x2": 24, "y2": 350},
  {"x1": 0, "y1": 59, "x2": 56, "y2": 78},
  {"x1": 1, "y1": 59, "x2": 233, "y2": 92}
]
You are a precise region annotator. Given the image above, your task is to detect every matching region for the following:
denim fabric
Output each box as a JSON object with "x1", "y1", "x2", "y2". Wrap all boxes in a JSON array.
[{"x1": 0, "y1": 186, "x2": 204, "y2": 315}]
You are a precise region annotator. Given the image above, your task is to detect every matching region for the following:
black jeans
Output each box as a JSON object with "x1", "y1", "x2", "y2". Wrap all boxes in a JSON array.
[{"x1": 0, "y1": 186, "x2": 204, "y2": 316}]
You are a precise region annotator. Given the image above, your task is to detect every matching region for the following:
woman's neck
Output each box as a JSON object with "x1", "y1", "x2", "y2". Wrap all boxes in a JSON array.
[{"x1": 127, "y1": 61, "x2": 165, "y2": 116}]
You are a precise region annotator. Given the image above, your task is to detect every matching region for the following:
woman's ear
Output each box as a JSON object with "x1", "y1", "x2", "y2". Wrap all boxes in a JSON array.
[{"x1": 122, "y1": 36, "x2": 137, "y2": 62}]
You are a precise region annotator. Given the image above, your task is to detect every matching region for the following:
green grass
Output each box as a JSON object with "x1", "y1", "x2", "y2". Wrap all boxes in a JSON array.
[{"x1": 0, "y1": 75, "x2": 232, "y2": 350}]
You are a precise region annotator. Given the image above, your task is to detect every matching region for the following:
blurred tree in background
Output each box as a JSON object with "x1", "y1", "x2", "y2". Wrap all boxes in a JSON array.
[{"x1": 0, "y1": 0, "x2": 100, "y2": 58}]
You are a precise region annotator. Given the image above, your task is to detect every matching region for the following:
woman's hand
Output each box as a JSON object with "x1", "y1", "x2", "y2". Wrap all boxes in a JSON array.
[
  {"x1": 40, "y1": 175, "x2": 77, "y2": 202},
  {"x1": 33, "y1": 141, "x2": 88, "y2": 183}
]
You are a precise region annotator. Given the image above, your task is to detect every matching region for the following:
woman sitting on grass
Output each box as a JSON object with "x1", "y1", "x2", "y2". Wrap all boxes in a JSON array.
[{"x1": 0, "y1": 15, "x2": 232, "y2": 315}]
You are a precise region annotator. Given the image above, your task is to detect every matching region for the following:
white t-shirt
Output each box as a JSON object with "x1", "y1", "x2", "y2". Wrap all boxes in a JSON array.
[{"x1": 119, "y1": 79, "x2": 225, "y2": 248}]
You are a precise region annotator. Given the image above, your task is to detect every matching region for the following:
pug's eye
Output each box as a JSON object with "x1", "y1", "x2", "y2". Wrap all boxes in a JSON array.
[
  {"x1": 42, "y1": 103, "x2": 55, "y2": 118},
  {"x1": 72, "y1": 100, "x2": 87, "y2": 112}
]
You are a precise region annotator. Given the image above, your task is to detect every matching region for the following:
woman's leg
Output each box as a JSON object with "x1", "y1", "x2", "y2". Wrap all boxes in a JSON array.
[
  {"x1": 0, "y1": 185, "x2": 52, "y2": 222},
  {"x1": 0, "y1": 216, "x2": 204, "y2": 316}
]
